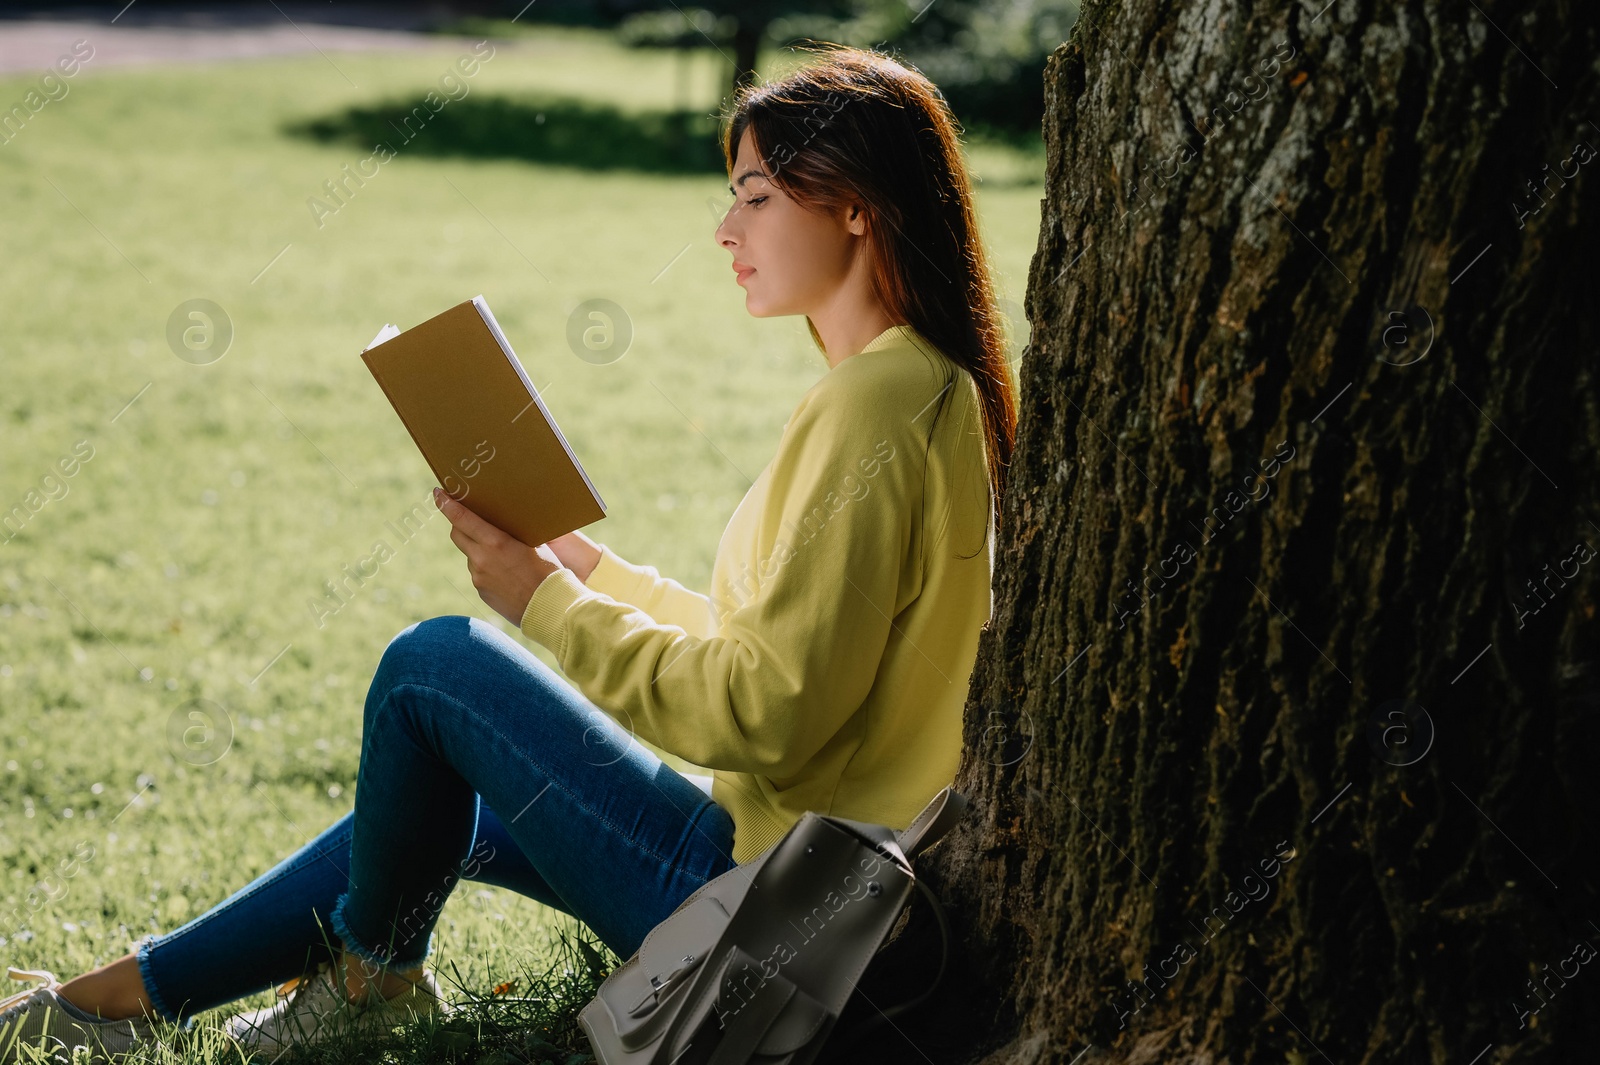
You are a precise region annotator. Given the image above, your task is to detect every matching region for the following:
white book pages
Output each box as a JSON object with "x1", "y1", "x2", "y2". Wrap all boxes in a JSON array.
[
  {"x1": 365, "y1": 323, "x2": 400, "y2": 351},
  {"x1": 470, "y1": 295, "x2": 606, "y2": 511}
]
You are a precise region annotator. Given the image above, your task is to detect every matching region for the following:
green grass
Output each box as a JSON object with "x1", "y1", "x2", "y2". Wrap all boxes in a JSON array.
[{"x1": 0, "y1": 24, "x2": 1041, "y2": 1062}]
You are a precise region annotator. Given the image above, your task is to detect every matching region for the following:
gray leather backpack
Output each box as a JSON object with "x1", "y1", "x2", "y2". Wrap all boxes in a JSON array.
[{"x1": 579, "y1": 786, "x2": 969, "y2": 1065}]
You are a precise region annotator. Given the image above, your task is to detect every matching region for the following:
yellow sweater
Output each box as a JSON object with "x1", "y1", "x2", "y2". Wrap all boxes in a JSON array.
[{"x1": 519, "y1": 324, "x2": 993, "y2": 863}]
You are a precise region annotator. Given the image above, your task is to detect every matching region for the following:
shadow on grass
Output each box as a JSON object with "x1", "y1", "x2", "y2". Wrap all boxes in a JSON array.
[{"x1": 284, "y1": 94, "x2": 727, "y2": 174}]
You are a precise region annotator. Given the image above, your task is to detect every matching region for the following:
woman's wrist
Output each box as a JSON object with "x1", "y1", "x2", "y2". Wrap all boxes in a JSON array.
[
  {"x1": 549, "y1": 531, "x2": 602, "y2": 583},
  {"x1": 573, "y1": 541, "x2": 602, "y2": 583}
]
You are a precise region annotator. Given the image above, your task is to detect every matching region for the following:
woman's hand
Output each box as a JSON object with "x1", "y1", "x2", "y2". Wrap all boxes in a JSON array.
[
  {"x1": 434, "y1": 487, "x2": 563, "y2": 627},
  {"x1": 545, "y1": 530, "x2": 603, "y2": 583}
]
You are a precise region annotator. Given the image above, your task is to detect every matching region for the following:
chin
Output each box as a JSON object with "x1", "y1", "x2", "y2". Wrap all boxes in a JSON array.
[{"x1": 739, "y1": 288, "x2": 795, "y2": 318}]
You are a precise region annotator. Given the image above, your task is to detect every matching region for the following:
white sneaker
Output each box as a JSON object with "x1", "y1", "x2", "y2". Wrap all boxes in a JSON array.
[
  {"x1": 224, "y1": 959, "x2": 451, "y2": 1056},
  {"x1": 0, "y1": 966, "x2": 159, "y2": 1064}
]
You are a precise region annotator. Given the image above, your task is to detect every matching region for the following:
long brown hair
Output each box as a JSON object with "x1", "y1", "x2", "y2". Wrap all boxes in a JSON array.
[{"x1": 720, "y1": 42, "x2": 1018, "y2": 544}]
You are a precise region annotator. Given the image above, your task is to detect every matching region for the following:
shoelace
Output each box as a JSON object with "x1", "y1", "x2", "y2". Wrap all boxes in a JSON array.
[
  {"x1": 257, "y1": 961, "x2": 435, "y2": 1036},
  {"x1": 0, "y1": 968, "x2": 60, "y2": 1017},
  {"x1": 284, "y1": 968, "x2": 346, "y2": 1020},
  {"x1": 269, "y1": 961, "x2": 333, "y2": 1001},
  {"x1": 282, "y1": 964, "x2": 400, "y2": 1024},
  {"x1": 230, "y1": 965, "x2": 347, "y2": 1049}
]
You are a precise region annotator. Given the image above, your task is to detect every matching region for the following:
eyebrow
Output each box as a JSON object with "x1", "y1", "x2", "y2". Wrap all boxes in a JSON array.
[{"x1": 727, "y1": 169, "x2": 768, "y2": 194}]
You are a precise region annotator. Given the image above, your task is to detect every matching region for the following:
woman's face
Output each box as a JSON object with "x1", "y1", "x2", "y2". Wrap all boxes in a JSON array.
[{"x1": 714, "y1": 131, "x2": 866, "y2": 318}]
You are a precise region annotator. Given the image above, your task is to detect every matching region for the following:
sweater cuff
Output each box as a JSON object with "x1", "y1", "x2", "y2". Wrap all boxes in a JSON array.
[
  {"x1": 519, "y1": 567, "x2": 592, "y2": 660},
  {"x1": 585, "y1": 543, "x2": 647, "y2": 602}
]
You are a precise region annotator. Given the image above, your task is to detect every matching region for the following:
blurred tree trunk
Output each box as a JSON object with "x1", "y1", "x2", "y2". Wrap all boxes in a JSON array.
[
  {"x1": 728, "y1": 17, "x2": 765, "y2": 99},
  {"x1": 838, "y1": 1, "x2": 1600, "y2": 1063}
]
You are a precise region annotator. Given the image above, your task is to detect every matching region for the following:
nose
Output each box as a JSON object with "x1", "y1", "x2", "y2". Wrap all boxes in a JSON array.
[{"x1": 715, "y1": 199, "x2": 740, "y2": 249}]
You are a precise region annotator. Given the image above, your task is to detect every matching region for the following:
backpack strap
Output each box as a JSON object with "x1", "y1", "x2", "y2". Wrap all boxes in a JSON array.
[
  {"x1": 827, "y1": 874, "x2": 954, "y2": 1048},
  {"x1": 894, "y1": 786, "x2": 968, "y2": 861}
]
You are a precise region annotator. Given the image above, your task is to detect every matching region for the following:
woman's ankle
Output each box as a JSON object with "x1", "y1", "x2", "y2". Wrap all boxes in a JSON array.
[
  {"x1": 57, "y1": 955, "x2": 153, "y2": 1022},
  {"x1": 337, "y1": 949, "x2": 424, "y2": 1005}
]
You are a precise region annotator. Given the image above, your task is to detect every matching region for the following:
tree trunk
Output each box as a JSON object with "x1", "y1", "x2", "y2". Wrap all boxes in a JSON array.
[
  {"x1": 728, "y1": 18, "x2": 765, "y2": 102},
  {"x1": 845, "y1": 2, "x2": 1600, "y2": 1063}
]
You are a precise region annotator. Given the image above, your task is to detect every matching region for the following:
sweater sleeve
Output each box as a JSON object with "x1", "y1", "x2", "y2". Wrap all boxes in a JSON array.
[
  {"x1": 581, "y1": 543, "x2": 718, "y2": 639},
  {"x1": 518, "y1": 375, "x2": 919, "y2": 779}
]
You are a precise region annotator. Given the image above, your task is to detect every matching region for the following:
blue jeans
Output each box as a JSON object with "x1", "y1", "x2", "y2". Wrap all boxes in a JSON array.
[{"x1": 133, "y1": 615, "x2": 738, "y2": 1026}]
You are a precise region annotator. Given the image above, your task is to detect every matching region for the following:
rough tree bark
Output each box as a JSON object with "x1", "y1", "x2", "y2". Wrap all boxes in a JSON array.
[{"x1": 842, "y1": 2, "x2": 1600, "y2": 1063}]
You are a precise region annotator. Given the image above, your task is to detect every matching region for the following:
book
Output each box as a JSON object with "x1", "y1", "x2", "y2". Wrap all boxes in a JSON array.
[{"x1": 360, "y1": 295, "x2": 606, "y2": 547}]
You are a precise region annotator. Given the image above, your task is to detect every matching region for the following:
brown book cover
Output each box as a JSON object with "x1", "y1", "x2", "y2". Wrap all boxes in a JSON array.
[{"x1": 360, "y1": 296, "x2": 606, "y2": 547}]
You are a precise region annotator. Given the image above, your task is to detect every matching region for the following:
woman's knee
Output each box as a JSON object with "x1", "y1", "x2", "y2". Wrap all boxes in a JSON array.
[
  {"x1": 381, "y1": 614, "x2": 475, "y2": 665},
  {"x1": 365, "y1": 615, "x2": 476, "y2": 724},
  {"x1": 364, "y1": 614, "x2": 558, "y2": 736}
]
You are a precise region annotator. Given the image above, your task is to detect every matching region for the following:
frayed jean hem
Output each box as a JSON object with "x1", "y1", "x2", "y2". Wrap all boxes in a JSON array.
[
  {"x1": 133, "y1": 934, "x2": 193, "y2": 1028},
  {"x1": 328, "y1": 890, "x2": 431, "y2": 974}
]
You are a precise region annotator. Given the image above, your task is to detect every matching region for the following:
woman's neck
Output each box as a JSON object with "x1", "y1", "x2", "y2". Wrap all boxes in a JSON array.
[{"x1": 812, "y1": 307, "x2": 903, "y2": 370}]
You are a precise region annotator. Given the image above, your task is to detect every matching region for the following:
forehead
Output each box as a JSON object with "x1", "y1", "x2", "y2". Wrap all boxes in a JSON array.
[
  {"x1": 728, "y1": 132, "x2": 772, "y2": 189},
  {"x1": 733, "y1": 132, "x2": 768, "y2": 172}
]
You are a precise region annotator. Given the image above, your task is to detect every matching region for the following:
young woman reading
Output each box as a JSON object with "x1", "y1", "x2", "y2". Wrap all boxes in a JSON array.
[{"x1": 0, "y1": 42, "x2": 1017, "y2": 1062}]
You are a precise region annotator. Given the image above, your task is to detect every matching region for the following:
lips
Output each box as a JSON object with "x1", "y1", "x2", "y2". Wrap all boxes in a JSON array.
[{"x1": 733, "y1": 262, "x2": 755, "y2": 284}]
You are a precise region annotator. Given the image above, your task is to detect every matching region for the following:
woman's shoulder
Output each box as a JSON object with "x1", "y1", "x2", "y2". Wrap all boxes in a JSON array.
[{"x1": 802, "y1": 329, "x2": 967, "y2": 425}]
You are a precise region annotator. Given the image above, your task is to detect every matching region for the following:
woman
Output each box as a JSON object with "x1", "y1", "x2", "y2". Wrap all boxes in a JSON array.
[{"x1": 0, "y1": 42, "x2": 1016, "y2": 1062}]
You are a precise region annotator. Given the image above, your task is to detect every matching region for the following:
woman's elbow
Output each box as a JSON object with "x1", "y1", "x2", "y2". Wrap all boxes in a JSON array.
[{"x1": 714, "y1": 729, "x2": 809, "y2": 778}]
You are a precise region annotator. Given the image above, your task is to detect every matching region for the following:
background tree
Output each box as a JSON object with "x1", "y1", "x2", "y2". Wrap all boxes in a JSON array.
[
  {"x1": 767, "y1": 0, "x2": 1079, "y2": 137},
  {"x1": 616, "y1": 0, "x2": 1078, "y2": 135},
  {"x1": 837, "y1": 1, "x2": 1600, "y2": 1062},
  {"x1": 617, "y1": 0, "x2": 794, "y2": 100},
  {"x1": 616, "y1": 0, "x2": 847, "y2": 104}
]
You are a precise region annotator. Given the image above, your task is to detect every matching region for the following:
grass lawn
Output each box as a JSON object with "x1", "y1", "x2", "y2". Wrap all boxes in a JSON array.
[{"x1": 0, "y1": 22, "x2": 1042, "y2": 1061}]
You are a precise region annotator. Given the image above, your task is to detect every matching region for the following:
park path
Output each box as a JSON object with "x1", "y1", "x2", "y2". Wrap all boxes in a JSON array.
[{"x1": 0, "y1": 2, "x2": 499, "y2": 75}]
